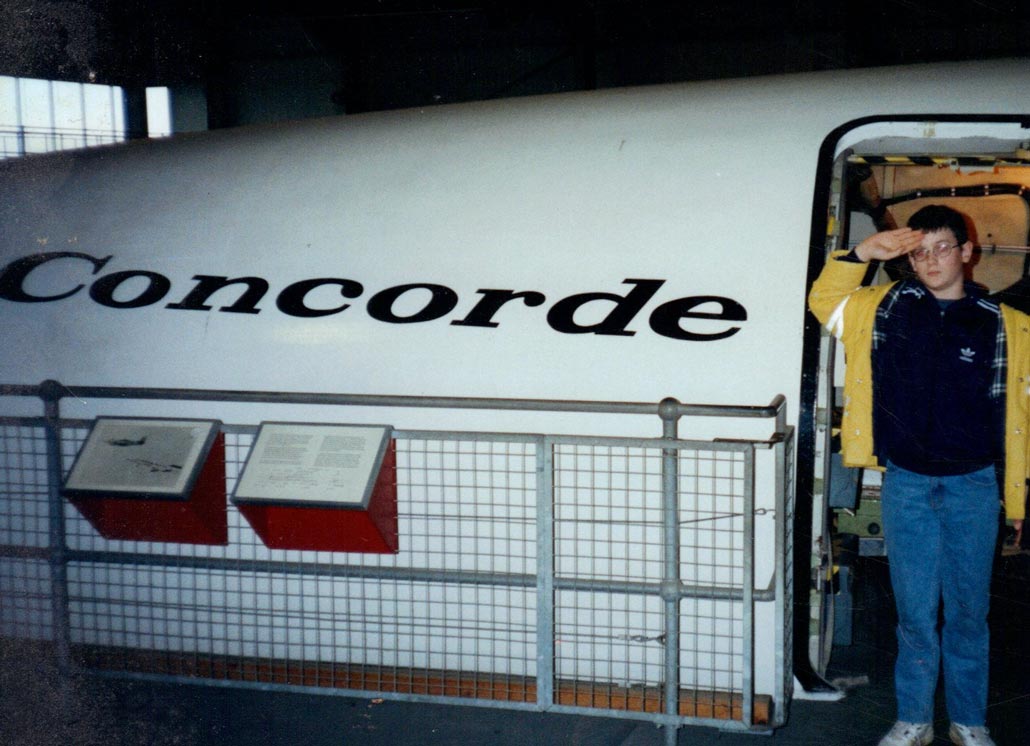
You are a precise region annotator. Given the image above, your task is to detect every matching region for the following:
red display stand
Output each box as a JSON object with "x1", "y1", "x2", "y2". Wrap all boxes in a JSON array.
[
  {"x1": 235, "y1": 442, "x2": 398, "y2": 553},
  {"x1": 63, "y1": 419, "x2": 228, "y2": 545},
  {"x1": 232, "y1": 423, "x2": 398, "y2": 554}
]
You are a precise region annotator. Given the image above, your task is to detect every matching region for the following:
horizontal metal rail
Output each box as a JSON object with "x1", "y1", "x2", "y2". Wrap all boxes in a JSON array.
[
  {"x1": 0, "y1": 380, "x2": 787, "y2": 433},
  {"x1": 58, "y1": 549, "x2": 775, "y2": 602}
]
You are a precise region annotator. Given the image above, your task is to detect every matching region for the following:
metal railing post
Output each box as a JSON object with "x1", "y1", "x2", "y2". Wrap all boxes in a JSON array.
[
  {"x1": 659, "y1": 398, "x2": 682, "y2": 746},
  {"x1": 535, "y1": 436, "x2": 555, "y2": 709},
  {"x1": 742, "y1": 448, "x2": 756, "y2": 727},
  {"x1": 40, "y1": 380, "x2": 72, "y2": 676},
  {"x1": 772, "y1": 429, "x2": 794, "y2": 726}
]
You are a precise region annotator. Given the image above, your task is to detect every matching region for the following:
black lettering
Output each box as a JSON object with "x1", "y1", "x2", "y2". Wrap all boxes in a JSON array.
[
  {"x1": 450, "y1": 289, "x2": 546, "y2": 328},
  {"x1": 368, "y1": 284, "x2": 459, "y2": 324},
  {"x1": 166, "y1": 275, "x2": 269, "y2": 314},
  {"x1": 89, "y1": 270, "x2": 171, "y2": 309},
  {"x1": 276, "y1": 278, "x2": 363, "y2": 317},
  {"x1": 649, "y1": 295, "x2": 747, "y2": 341},
  {"x1": 1, "y1": 252, "x2": 749, "y2": 343},
  {"x1": 0, "y1": 252, "x2": 111, "y2": 302},
  {"x1": 546, "y1": 279, "x2": 664, "y2": 336}
]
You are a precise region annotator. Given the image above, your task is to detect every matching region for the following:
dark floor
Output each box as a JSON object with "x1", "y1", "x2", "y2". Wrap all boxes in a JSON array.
[{"x1": 3, "y1": 551, "x2": 1029, "y2": 746}]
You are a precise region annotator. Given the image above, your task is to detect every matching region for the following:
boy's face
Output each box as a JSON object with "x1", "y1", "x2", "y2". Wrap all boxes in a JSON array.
[{"x1": 907, "y1": 227, "x2": 974, "y2": 299}]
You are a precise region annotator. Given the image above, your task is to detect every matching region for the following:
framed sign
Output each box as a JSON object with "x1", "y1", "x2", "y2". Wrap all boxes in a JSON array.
[
  {"x1": 232, "y1": 422, "x2": 392, "y2": 509},
  {"x1": 63, "y1": 417, "x2": 222, "y2": 500}
]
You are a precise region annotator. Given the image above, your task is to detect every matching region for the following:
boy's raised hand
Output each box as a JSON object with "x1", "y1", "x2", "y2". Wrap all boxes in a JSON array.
[{"x1": 854, "y1": 228, "x2": 923, "y2": 262}]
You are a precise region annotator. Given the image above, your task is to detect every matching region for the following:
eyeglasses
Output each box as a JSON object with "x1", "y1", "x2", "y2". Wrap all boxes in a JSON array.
[{"x1": 910, "y1": 242, "x2": 960, "y2": 262}]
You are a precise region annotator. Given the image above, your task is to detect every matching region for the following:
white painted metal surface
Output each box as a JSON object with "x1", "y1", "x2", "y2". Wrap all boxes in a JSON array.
[{"x1": 1, "y1": 60, "x2": 1027, "y2": 429}]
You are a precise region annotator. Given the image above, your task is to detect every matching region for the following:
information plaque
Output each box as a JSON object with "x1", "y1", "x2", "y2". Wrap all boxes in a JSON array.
[
  {"x1": 62, "y1": 417, "x2": 227, "y2": 545},
  {"x1": 232, "y1": 422, "x2": 398, "y2": 553},
  {"x1": 64, "y1": 418, "x2": 221, "y2": 500},
  {"x1": 233, "y1": 423, "x2": 390, "y2": 508}
]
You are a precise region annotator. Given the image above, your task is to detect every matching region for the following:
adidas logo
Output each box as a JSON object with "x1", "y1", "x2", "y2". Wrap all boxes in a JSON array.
[{"x1": 960, "y1": 347, "x2": 976, "y2": 363}]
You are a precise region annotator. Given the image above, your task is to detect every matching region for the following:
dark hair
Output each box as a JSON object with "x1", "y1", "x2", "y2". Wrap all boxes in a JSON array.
[{"x1": 907, "y1": 204, "x2": 969, "y2": 245}]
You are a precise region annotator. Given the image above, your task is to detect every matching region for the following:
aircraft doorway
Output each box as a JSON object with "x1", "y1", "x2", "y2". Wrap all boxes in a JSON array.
[{"x1": 805, "y1": 119, "x2": 1030, "y2": 690}]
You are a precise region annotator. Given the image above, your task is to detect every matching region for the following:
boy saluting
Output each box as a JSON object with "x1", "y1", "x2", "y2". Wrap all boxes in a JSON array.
[{"x1": 808, "y1": 205, "x2": 1028, "y2": 746}]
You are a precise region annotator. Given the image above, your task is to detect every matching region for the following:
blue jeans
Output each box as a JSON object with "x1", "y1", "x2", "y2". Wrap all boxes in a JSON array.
[{"x1": 881, "y1": 462, "x2": 999, "y2": 727}]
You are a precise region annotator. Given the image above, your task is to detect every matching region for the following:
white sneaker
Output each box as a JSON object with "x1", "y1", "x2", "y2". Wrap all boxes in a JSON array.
[
  {"x1": 877, "y1": 721, "x2": 934, "y2": 746},
  {"x1": 949, "y1": 723, "x2": 996, "y2": 746}
]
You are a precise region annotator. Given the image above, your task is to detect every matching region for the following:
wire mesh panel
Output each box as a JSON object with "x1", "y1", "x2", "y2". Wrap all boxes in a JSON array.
[
  {"x1": 399, "y1": 436, "x2": 537, "y2": 577},
  {"x1": 552, "y1": 443, "x2": 665, "y2": 712},
  {"x1": 677, "y1": 449, "x2": 746, "y2": 717},
  {"x1": 554, "y1": 445, "x2": 664, "y2": 585},
  {"x1": 678, "y1": 450, "x2": 745, "y2": 590},
  {"x1": 0, "y1": 422, "x2": 49, "y2": 550},
  {"x1": 550, "y1": 441, "x2": 754, "y2": 722},
  {"x1": 61, "y1": 427, "x2": 541, "y2": 704},
  {"x1": 0, "y1": 421, "x2": 52, "y2": 640},
  {"x1": 0, "y1": 557, "x2": 52, "y2": 641}
]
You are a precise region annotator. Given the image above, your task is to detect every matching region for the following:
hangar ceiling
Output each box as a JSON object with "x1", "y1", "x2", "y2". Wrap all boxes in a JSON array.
[{"x1": 2, "y1": 1, "x2": 1029, "y2": 124}]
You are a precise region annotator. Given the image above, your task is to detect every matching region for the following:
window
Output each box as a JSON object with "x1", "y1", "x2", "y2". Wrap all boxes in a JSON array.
[{"x1": 0, "y1": 76, "x2": 173, "y2": 159}]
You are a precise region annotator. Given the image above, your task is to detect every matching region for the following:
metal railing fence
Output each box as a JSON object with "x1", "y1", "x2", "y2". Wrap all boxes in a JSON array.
[
  {"x1": 0, "y1": 126, "x2": 133, "y2": 160},
  {"x1": 0, "y1": 381, "x2": 794, "y2": 744}
]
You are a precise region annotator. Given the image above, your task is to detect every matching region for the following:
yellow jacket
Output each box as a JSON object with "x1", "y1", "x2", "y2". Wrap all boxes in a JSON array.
[{"x1": 809, "y1": 250, "x2": 1030, "y2": 520}]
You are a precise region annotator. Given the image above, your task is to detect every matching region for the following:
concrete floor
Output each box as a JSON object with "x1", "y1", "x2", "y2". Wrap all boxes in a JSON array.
[{"x1": 3, "y1": 552, "x2": 1029, "y2": 745}]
